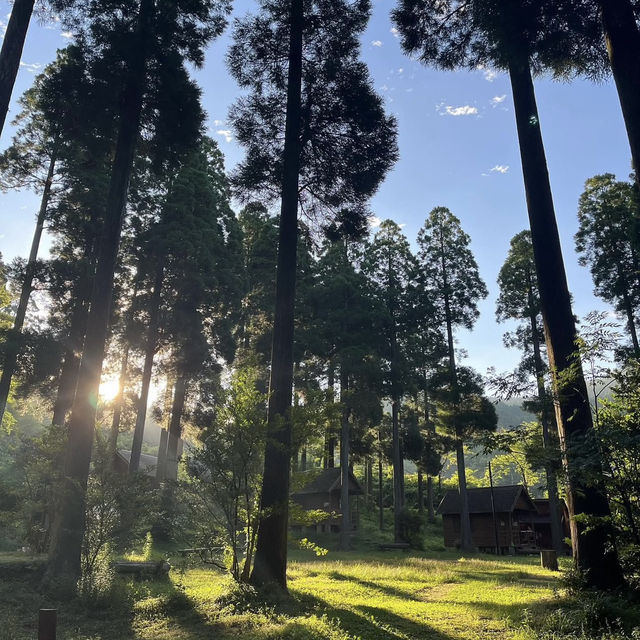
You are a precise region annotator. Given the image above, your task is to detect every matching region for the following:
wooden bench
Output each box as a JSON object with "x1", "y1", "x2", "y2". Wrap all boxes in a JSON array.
[
  {"x1": 113, "y1": 560, "x2": 170, "y2": 579},
  {"x1": 378, "y1": 542, "x2": 411, "y2": 552}
]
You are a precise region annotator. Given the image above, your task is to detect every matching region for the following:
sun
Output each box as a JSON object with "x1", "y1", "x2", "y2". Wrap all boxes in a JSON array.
[{"x1": 99, "y1": 375, "x2": 120, "y2": 402}]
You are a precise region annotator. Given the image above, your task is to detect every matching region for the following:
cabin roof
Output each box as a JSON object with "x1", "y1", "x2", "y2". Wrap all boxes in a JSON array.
[
  {"x1": 437, "y1": 485, "x2": 537, "y2": 515},
  {"x1": 291, "y1": 468, "x2": 364, "y2": 497},
  {"x1": 116, "y1": 449, "x2": 157, "y2": 477}
]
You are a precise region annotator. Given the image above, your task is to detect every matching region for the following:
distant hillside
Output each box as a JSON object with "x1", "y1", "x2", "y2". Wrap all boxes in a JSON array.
[{"x1": 493, "y1": 399, "x2": 536, "y2": 430}]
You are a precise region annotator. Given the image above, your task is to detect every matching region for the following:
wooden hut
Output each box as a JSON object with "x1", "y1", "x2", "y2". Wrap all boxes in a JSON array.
[
  {"x1": 530, "y1": 498, "x2": 571, "y2": 551},
  {"x1": 291, "y1": 468, "x2": 364, "y2": 534},
  {"x1": 438, "y1": 485, "x2": 540, "y2": 553}
]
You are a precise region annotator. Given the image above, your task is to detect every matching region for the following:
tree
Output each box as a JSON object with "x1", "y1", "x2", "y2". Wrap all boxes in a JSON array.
[
  {"x1": 47, "y1": 0, "x2": 229, "y2": 582},
  {"x1": 496, "y1": 230, "x2": 563, "y2": 552},
  {"x1": 311, "y1": 235, "x2": 383, "y2": 550},
  {"x1": 414, "y1": 206, "x2": 487, "y2": 551},
  {"x1": 597, "y1": 0, "x2": 640, "y2": 191},
  {"x1": 0, "y1": 52, "x2": 74, "y2": 426},
  {"x1": 229, "y1": 0, "x2": 396, "y2": 588},
  {"x1": 392, "y1": 0, "x2": 624, "y2": 587},
  {"x1": 0, "y1": 0, "x2": 35, "y2": 138},
  {"x1": 576, "y1": 174, "x2": 640, "y2": 356},
  {"x1": 362, "y1": 220, "x2": 416, "y2": 543}
]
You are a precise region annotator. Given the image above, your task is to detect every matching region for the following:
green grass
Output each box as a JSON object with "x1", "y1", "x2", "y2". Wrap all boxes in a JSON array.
[{"x1": 1, "y1": 536, "x2": 638, "y2": 639}]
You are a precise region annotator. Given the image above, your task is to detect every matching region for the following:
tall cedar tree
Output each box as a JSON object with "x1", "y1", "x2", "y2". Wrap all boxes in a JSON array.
[
  {"x1": 311, "y1": 236, "x2": 384, "y2": 550},
  {"x1": 392, "y1": 0, "x2": 625, "y2": 587},
  {"x1": 0, "y1": 53, "x2": 74, "y2": 425},
  {"x1": 229, "y1": 0, "x2": 396, "y2": 588},
  {"x1": 361, "y1": 220, "x2": 416, "y2": 543},
  {"x1": 415, "y1": 207, "x2": 487, "y2": 551},
  {"x1": 153, "y1": 138, "x2": 242, "y2": 480},
  {"x1": 46, "y1": 0, "x2": 229, "y2": 581},
  {"x1": 496, "y1": 230, "x2": 564, "y2": 552},
  {"x1": 406, "y1": 245, "x2": 447, "y2": 519},
  {"x1": 576, "y1": 174, "x2": 640, "y2": 356},
  {"x1": 0, "y1": 0, "x2": 35, "y2": 137}
]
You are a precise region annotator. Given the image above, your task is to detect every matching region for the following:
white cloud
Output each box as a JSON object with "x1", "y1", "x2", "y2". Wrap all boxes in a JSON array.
[
  {"x1": 368, "y1": 216, "x2": 382, "y2": 228},
  {"x1": 491, "y1": 94, "x2": 506, "y2": 106},
  {"x1": 441, "y1": 104, "x2": 478, "y2": 117},
  {"x1": 477, "y1": 64, "x2": 498, "y2": 82},
  {"x1": 390, "y1": 27, "x2": 399, "y2": 38},
  {"x1": 19, "y1": 61, "x2": 42, "y2": 73},
  {"x1": 213, "y1": 119, "x2": 224, "y2": 126},
  {"x1": 371, "y1": 40, "x2": 383, "y2": 47},
  {"x1": 398, "y1": 68, "x2": 404, "y2": 74},
  {"x1": 216, "y1": 129, "x2": 233, "y2": 143},
  {"x1": 484, "y1": 69, "x2": 498, "y2": 82},
  {"x1": 490, "y1": 164, "x2": 509, "y2": 174},
  {"x1": 60, "y1": 31, "x2": 73, "y2": 39}
]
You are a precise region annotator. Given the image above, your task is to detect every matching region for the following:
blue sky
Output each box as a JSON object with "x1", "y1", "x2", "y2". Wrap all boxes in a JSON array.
[{"x1": 0, "y1": 0, "x2": 633, "y2": 379}]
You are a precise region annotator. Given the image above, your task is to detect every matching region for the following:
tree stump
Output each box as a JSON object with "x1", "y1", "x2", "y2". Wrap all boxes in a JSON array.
[{"x1": 540, "y1": 549, "x2": 558, "y2": 571}]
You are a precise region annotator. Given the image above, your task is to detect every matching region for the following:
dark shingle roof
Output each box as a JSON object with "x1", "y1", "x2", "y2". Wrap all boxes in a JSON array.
[
  {"x1": 291, "y1": 468, "x2": 364, "y2": 497},
  {"x1": 116, "y1": 449, "x2": 158, "y2": 477},
  {"x1": 437, "y1": 485, "x2": 537, "y2": 515}
]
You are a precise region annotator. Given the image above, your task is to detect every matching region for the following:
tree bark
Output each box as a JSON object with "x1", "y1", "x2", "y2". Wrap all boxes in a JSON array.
[
  {"x1": 339, "y1": 368, "x2": 350, "y2": 551},
  {"x1": 108, "y1": 344, "x2": 130, "y2": 454},
  {"x1": 378, "y1": 445, "x2": 384, "y2": 530},
  {"x1": 249, "y1": 0, "x2": 303, "y2": 590},
  {"x1": 417, "y1": 467, "x2": 424, "y2": 512},
  {"x1": 164, "y1": 372, "x2": 187, "y2": 482},
  {"x1": 0, "y1": 0, "x2": 35, "y2": 138},
  {"x1": 129, "y1": 264, "x2": 164, "y2": 473},
  {"x1": 325, "y1": 363, "x2": 335, "y2": 468},
  {"x1": 46, "y1": 0, "x2": 155, "y2": 582},
  {"x1": 0, "y1": 150, "x2": 56, "y2": 424},
  {"x1": 51, "y1": 279, "x2": 91, "y2": 428},
  {"x1": 599, "y1": 0, "x2": 640, "y2": 190},
  {"x1": 508, "y1": 53, "x2": 624, "y2": 589},
  {"x1": 427, "y1": 475, "x2": 435, "y2": 522},
  {"x1": 526, "y1": 272, "x2": 564, "y2": 554}
]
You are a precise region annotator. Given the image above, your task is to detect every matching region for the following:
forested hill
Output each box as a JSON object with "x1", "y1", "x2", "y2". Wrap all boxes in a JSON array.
[{"x1": 493, "y1": 400, "x2": 535, "y2": 430}]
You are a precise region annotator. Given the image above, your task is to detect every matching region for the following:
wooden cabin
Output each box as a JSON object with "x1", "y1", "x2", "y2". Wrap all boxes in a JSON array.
[
  {"x1": 291, "y1": 468, "x2": 364, "y2": 534},
  {"x1": 530, "y1": 498, "x2": 571, "y2": 551},
  {"x1": 438, "y1": 485, "x2": 543, "y2": 553}
]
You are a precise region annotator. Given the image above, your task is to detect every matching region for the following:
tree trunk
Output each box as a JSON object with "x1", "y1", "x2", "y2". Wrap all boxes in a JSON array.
[
  {"x1": 325, "y1": 363, "x2": 335, "y2": 468},
  {"x1": 129, "y1": 264, "x2": 164, "y2": 473},
  {"x1": 249, "y1": 0, "x2": 303, "y2": 590},
  {"x1": 620, "y1": 283, "x2": 640, "y2": 356},
  {"x1": 300, "y1": 447, "x2": 307, "y2": 472},
  {"x1": 164, "y1": 372, "x2": 187, "y2": 482},
  {"x1": 0, "y1": 0, "x2": 35, "y2": 138},
  {"x1": 51, "y1": 280, "x2": 91, "y2": 428},
  {"x1": 417, "y1": 467, "x2": 424, "y2": 512},
  {"x1": 46, "y1": 0, "x2": 155, "y2": 582},
  {"x1": 378, "y1": 446, "x2": 384, "y2": 531},
  {"x1": 391, "y1": 393, "x2": 404, "y2": 542},
  {"x1": 427, "y1": 475, "x2": 435, "y2": 522},
  {"x1": 108, "y1": 344, "x2": 130, "y2": 454},
  {"x1": 0, "y1": 150, "x2": 56, "y2": 424},
  {"x1": 599, "y1": 0, "x2": 640, "y2": 191},
  {"x1": 508, "y1": 53, "x2": 624, "y2": 589},
  {"x1": 339, "y1": 368, "x2": 350, "y2": 551},
  {"x1": 526, "y1": 273, "x2": 564, "y2": 554}
]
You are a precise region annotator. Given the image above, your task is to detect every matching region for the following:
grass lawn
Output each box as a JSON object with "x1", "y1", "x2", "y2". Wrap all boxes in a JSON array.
[
  {"x1": 1, "y1": 545, "x2": 615, "y2": 640},
  {"x1": 2, "y1": 519, "x2": 638, "y2": 640}
]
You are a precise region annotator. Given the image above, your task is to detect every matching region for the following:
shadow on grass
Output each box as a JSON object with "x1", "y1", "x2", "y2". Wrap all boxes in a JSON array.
[{"x1": 291, "y1": 589, "x2": 456, "y2": 640}]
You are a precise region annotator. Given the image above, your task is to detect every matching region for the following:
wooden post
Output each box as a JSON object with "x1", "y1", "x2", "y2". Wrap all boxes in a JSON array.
[
  {"x1": 540, "y1": 549, "x2": 559, "y2": 571},
  {"x1": 38, "y1": 609, "x2": 57, "y2": 640}
]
